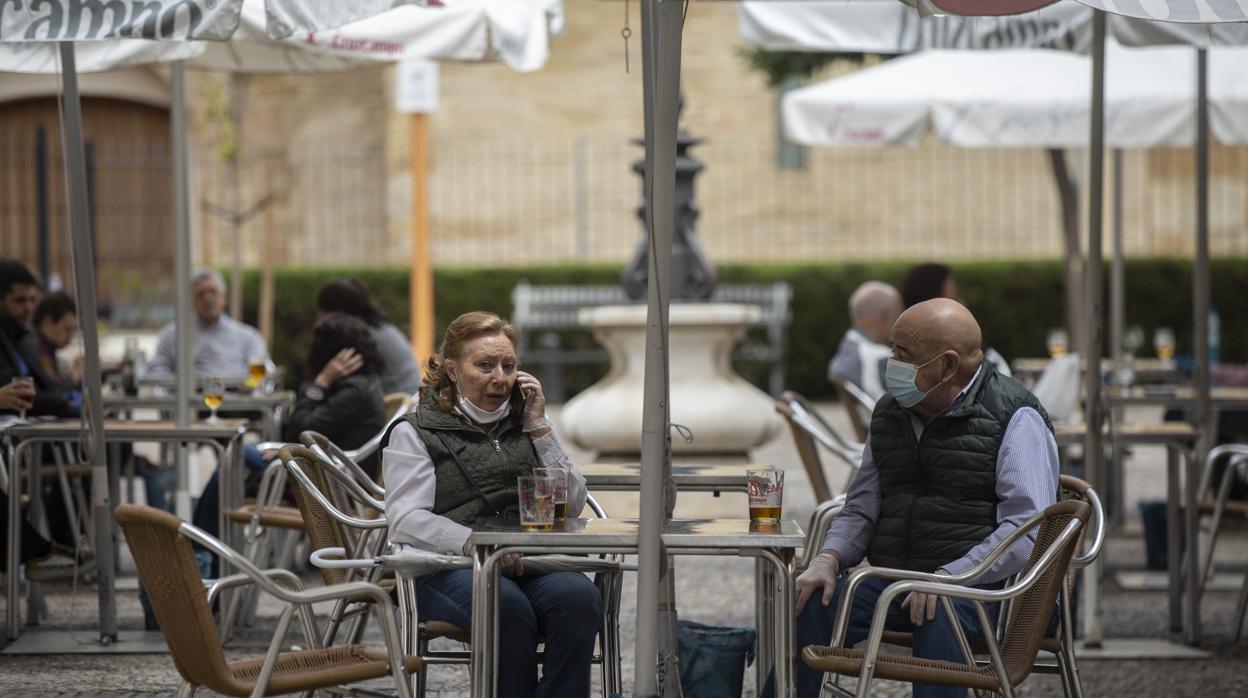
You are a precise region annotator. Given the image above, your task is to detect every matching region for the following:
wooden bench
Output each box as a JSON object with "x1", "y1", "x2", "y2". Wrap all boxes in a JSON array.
[{"x1": 511, "y1": 281, "x2": 792, "y2": 402}]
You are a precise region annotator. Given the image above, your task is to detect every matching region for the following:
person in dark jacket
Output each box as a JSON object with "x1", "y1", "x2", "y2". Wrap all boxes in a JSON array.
[
  {"x1": 763, "y1": 300, "x2": 1060, "y2": 698},
  {"x1": 26, "y1": 291, "x2": 81, "y2": 391},
  {"x1": 192, "y1": 314, "x2": 388, "y2": 567},
  {"x1": 0, "y1": 259, "x2": 78, "y2": 417}
]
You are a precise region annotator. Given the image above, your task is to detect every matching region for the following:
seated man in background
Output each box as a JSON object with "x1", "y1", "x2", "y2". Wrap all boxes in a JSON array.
[
  {"x1": 0, "y1": 259, "x2": 79, "y2": 417},
  {"x1": 145, "y1": 268, "x2": 268, "y2": 379},
  {"x1": 27, "y1": 291, "x2": 82, "y2": 390},
  {"x1": 828, "y1": 281, "x2": 902, "y2": 402},
  {"x1": 766, "y1": 299, "x2": 1059, "y2": 698}
]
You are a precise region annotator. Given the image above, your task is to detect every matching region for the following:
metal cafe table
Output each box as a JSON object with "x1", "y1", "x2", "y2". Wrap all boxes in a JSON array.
[
  {"x1": 1054, "y1": 422, "x2": 1199, "y2": 643},
  {"x1": 3, "y1": 419, "x2": 245, "y2": 642},
  {"x1": 467, "y1": 517, "x2": 805, "y2": 697}
]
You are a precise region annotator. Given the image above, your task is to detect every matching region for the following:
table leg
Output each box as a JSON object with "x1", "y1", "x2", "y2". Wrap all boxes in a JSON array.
[
  {"x1": 754, "y1": 557, "x2": 773, "y2": 694},
  {"x1": 1166, "y1": 445, "x2": 1182, "y2": 633},
  {"x1": 25, "y1": 444, "x2": 43, "y2": 626},
  {"x1": 470, "y1": 546, "x2": 488, "y2": 697},
  {"x1": 6, "y1": 440, "x2": 21, "y2": 639},
  {"x1": 753, "y1": 549, "x2": 794, "y2": 698},
  {"x1": 1184, "y1": 444, "x2": 1202, "y2": 645}
]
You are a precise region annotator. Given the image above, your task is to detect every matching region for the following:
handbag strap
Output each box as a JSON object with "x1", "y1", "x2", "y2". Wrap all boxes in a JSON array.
[{"x1": 433, "y1": 431, "x2": 504, "y2": 517}]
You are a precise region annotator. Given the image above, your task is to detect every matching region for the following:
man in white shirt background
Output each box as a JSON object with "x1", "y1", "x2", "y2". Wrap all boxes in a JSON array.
[{"x1": 828, "y1": 281, "x2": 903, "y2": 402}]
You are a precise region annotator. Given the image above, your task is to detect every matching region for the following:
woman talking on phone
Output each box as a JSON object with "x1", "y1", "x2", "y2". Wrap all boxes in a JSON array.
[{"x1": 381, "y1": 311, "x2": 599, "y2": 698}]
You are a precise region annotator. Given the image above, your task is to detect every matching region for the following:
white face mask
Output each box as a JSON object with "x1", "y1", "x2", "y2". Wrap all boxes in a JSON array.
[{"x1": 456, "y1": 392, "x2": 511, "y2": 424}]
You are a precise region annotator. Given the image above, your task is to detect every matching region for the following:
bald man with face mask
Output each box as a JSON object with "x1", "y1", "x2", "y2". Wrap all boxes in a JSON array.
[{"x1": 764, "y1": 299, "x2": 1060, "y2": 698}]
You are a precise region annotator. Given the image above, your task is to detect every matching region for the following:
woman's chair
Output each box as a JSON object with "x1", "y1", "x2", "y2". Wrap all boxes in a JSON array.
[
  {"x1": 115, "y1": 503, "x2": 419, "y2": 698},
  {"x1": 803, "y1": 500, "x2": 1091, "y2": 698}
]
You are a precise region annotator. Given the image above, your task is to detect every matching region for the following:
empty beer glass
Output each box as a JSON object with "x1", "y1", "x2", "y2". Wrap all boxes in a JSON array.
[
  {"x1": 517, "y1": 474, "x2": 556, "y2": 532},
  {"x1": 535, "y1": 466, "x2": 570, "y2": 524},
  {"x1": 746, "y1": 467, "x2": 784, "y2": 525}
]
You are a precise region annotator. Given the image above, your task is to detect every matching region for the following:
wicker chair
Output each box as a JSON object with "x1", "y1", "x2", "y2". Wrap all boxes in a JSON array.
[
  {"x1": 776, "y1": 391, "x2": 864, "y2": 501},
  {"x1": 803, "y1": 499, "x2": 1091, "y2": 698},
  {"x1": 1191, "y1": 444, "x2": 1248, "y2": 639},
  {"x1": 282, "y1": 445, "x2": 392, "y2": 647},
  {"x1": 825, "y1": 377, "x2": 875, "y2": 444},
  {"x1": 115, "y1": 503, "x2": 419, "y2": 698}
]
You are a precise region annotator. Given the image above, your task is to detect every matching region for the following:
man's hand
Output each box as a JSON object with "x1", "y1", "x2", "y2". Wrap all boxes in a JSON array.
[
  {"x1": 901, "y1": 592, "x2": 939, "y2": 626},
  {"x1": 500, "y1": 553, "x2": 524, "y2": 578},
  {"x1": 795, "y1": 551, "x2": 839, "y2": 616},
  {"x1": 0, "y1": 381, "x2": 35, "y2": 412}
]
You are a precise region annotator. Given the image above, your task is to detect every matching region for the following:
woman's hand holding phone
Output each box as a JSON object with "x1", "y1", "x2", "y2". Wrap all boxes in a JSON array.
[{"x1": 515, "y1": 371, "x2": 547, "y2": 430}]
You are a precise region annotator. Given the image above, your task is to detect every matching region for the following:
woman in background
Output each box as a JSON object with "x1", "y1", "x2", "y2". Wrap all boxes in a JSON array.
[
  {"x1": 901, "y1": 262, "x2": 1012, "y2": 377},
  {"x1": 316, "y1": 278, "x2": 421, "y2": 396}
]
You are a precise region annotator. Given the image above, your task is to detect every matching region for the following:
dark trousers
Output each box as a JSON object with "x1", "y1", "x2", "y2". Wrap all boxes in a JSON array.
[
  {"x1": 415, "y1": 568, "x2": 603, "y2": 698},
  {"x1": 763, "y1": 575, "x2": 1017, "y2": 698},
  {"x1": 0, "y1": 494, "x2": 53, "y2": 564}
]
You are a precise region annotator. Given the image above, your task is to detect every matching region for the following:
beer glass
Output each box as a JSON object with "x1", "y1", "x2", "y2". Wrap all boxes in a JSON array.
[
  {"x1": 517, "y1": 475, "x2": 556, "y2": 532},
  {"x1": 1046, "y1": 328, "x2": 1068, "y2": 358},
  {"x1": 247, "y1": 355, "x2": 268, "y2": 394},
  {"x1": 535, "y1": 466, "x2": 570, "y2": 523},
  {"x1": 202, "y1": 377, "x2": 225, "y2": 422},
  {"x1": 1154, "y1": 327, "x2": 1175, "y2": 362},
  {"x1": 9, "y1": 376, "x2": 33, "y2": 420},
  {"x1": 747, "y1": 468, "x2": 784, "y2": 525}
]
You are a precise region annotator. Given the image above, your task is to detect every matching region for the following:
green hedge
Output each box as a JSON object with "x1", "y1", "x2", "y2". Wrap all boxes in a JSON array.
[{"x1": 238, "y1": 259, "x2": 1248, "y2": 398}]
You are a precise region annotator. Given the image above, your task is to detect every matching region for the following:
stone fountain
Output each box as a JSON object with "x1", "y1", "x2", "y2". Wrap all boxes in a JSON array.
[{"x1": 559, "y1": 117, "x2": 781, "y2": 458}]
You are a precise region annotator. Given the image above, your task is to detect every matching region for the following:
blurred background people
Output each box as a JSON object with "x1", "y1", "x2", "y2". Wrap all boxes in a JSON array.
[
  {"x1": 828, "y1": 281, "x2": 903, "y2": 402},
  {"x1": 316, "y1": 277, "x2": 421, "y2": 396},
  {"x1": 901, "y1": 262, "x2": 1012, "y2": 377}
]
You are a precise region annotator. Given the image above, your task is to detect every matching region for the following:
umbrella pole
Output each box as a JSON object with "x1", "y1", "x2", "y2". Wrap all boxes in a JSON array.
[
  {"x1": 1188, "y1": 47, "x2": 1210, "y2": 646},
  {"x1": 635, "y1": 1, "x2": 683, "y2": 695},
  {"x1": 57, "y1": 42, "x2": 115, "y2": 643},
  {"x1": 1080, "y1": 10, "x2": 1107, "y2": 650},
  {"x1": 172, "y1": 62, "x2": 194, "y2": 521}
]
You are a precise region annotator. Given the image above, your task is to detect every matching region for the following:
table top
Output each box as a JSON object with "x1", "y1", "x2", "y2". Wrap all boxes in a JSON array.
[
  {"x1": 579, "y1": 462, "x2": 752, "y2": 489},
  {"x1": 2, "y1": 419, "x2": 248, "y2": 441},
  {"x1": 1012, "y1": 357, "x2": 1180, "y2": 378},
  {"x1": 1054, "y1": 422, "x2": 1197, "y2": 445},
  {"x1": 1105, "y1": 385, "x2": 1248, "y2": 406},
  {"x1": 469, "y1": 517, "x2": 805, "y2": 549},
  {"x1": 102, "y1": 391, "x2": 295, "y2": 410}
]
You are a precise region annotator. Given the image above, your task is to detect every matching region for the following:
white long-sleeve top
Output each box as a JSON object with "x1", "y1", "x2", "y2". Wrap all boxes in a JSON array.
[{"x1": 383, "y1": 418, "x2": 588, "y2": 554}]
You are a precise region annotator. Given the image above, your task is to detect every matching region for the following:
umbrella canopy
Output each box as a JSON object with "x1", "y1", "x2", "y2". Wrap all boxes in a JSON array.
[
  {"x1": 740, "y1": 0, "x2": 1091, "y2": 53},
  {"x1": 782, "y1": 43, "x2": 1248, "y2": 147},
  {"x1": 0, "y1": 0, "x2": 561, "y2": 74}
]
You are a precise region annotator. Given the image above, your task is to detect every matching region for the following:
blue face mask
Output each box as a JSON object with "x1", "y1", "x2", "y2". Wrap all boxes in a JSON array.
[{"x1": 885, "y1": 352, "x2": 946, "y2": 408}]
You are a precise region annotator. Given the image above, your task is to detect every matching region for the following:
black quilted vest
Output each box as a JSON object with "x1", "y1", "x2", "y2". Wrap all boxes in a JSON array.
[
  {"x1": 867, "y1": 366, "x2": 1053, "y2": 572},
  {"x1": 384, "y1": 391, "x2": 540, "y2": 527}
]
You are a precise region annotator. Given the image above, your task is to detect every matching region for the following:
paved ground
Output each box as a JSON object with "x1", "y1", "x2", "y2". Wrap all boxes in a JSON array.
[{"x1": 2, "y1": 403, "x2": 1246, "y2": 696}]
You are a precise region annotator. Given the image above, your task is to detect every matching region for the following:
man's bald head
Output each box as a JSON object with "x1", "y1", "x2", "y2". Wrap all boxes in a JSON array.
[
  {"x1": 889, "y1": 299, "x2": 985, "y2": 417},
  {"x1": 894, "y1": 299, "x2": 983, "y2": 362},
  {"x1": 849, "y1": 281, "x2": 903, "y2": 345}
]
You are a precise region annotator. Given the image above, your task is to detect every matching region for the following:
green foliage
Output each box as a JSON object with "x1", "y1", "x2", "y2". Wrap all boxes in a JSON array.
[
  {"x1": 237, "y1": 259, "x2": 1248, "y2": 397},
  {"x1": 739, "y1": 47, "x2": 865, "y2": 89}
]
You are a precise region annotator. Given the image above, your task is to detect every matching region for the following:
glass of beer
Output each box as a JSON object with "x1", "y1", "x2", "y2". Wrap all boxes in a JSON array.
[
  {"x1": 536, "y1": 467, "x2": 570, "y2": 526},
  {"x1": 1046, "y1": 328, "x2": 1068, "y2": 359},
  {"x1": 247, "y1": 358, "x2": 268, "y2": 394},
  {"x1": 202, "y1": 377, "x2": 226, "y2": 422},
  {"x1": 1154, "y1": 327, "x2": 1175, "y2": 362},
  {"x1": 747, "y1": 467, "x2": 784, "y2": 525},
  {"x1": 517, "y1": 475, "x2": 556, "y2": 532},
  {"x1": 9, "y1": 376, "x2": 34, "y2": 420}
]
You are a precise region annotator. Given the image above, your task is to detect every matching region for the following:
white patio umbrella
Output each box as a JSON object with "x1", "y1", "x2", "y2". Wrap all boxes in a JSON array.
[
  {"x1": 782, "y1": 43, "x2": 1248, "y2": 148},
  {"x1": 0, "y1": 0, "x2": 560, "y2": 648}
]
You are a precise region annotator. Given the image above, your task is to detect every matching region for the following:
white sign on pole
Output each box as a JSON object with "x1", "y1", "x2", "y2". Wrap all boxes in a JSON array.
[{"x1": 396, "y1": 58, "x2": 438, "y2": 113}]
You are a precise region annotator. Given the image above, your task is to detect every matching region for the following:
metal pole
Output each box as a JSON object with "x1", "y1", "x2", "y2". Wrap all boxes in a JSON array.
[
  {"x1": 1080, "y1": 11, "x2": 1106, "y2": 649},
  {"x1": 634, "y1": 1, "x2": 683, "y2": 695},
  {"x1": 1110, "y1": 149, "x2": 1124, "y2": 385},
  {"x1": 36, "y1": 126, "x2": 51, "y2": 285},
  {"x1": 172, "y1": 62, "x2": 194, "y2": 520},
  {"x1": 408, "y1": 112, "x2": 434, "y2": 368},
  {"x1": 1188, "y1": 47, "x2": 1210, "y2": 646},
  {"x1": 58, "y1": 42, "x2": 115, "y2": 643}
]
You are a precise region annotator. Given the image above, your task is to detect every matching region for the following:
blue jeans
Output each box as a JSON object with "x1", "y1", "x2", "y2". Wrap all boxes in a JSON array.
[
  {"x1": 190, "y1": 444, "x2": 269, "y2": 575},
  {"x1": 415, "y1": 568, "x2": 603, "y2": 698},
  {"x1": 764, "y1": 575, "x2": 1025, "y2": 698}
]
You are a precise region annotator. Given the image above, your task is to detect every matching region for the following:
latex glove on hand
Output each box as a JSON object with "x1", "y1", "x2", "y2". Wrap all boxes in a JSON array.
[{"x1": 795, "y1": 551, "x2": 840, "y2": 616}]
